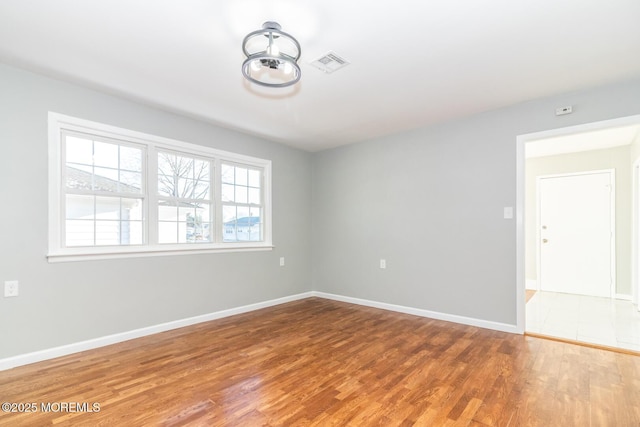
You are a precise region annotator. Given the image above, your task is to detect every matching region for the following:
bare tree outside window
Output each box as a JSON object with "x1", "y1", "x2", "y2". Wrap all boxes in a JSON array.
[{"x1": 157, "y1": 152, "x2": 212, "y2": 243}]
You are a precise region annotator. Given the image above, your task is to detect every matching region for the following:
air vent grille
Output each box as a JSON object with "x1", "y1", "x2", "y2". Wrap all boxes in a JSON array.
[{"x1": 310, "y1": 51, "x2": 350, "y2": 74}]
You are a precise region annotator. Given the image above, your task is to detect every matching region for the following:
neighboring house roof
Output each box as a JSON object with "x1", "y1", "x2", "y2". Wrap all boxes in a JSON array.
[
  {"x1": 66, "y1": 166, "x2": 141, "y2": 193},
  {"x1": 225, "y1": 217, "x2": 260, "y2": 227}
]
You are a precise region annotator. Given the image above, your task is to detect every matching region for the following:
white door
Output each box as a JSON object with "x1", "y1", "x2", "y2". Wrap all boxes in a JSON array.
[{"x1": 538, "y1": 171, "x2": 614, "y2": 297}]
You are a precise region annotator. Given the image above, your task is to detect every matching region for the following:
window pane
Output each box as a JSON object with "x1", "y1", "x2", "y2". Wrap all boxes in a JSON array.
[
  {"x1": 189, "y1": 203, "x2": 211, "y2": 243},
  {"x1": 178, "y1": 206, "x2": 193, "y2": 222},
  {"x1": 158, "y1": 222, "x2": 177, "y2": 244},
  {"x1": 125, "y1": 221, "x2": 143, "y2": 245},
  {"x1": 235, "y1": 207, "x2": 251, "y2": 242},
  {"x1": 158, "y1": 172, "x2": 175, "y2": 197},
  {"x1": 66, "y1": 220, "x2": 94, "y2": 246},
  {"x1": 158, "y1": 203, "x2": 177, "y2": 221},
  {"x1": 236, "y1": 167, "x2": 248, "y2": 186},
  {"x1": 66, "y1": 194, "x2": 95, "y2": 220},
  {"x1": 221, "y1": 164, "x2": 234, "y2": 184},
  {"x1": 177, "y1": 156, "x2": 194, "y2": 180},
  {"x1": 248, "y1": 188, "x2": 260, "y2": 205},
  {"x1": 93, "y1": 141, "x2": 119, "y2": 168},
  {"x1": 250, "y1": 207, "x2": 262, "y2": 241},
  {"x1": 96, "y1": 220, "x2": 120, "y2": 245},
  {"x1": 223, "y1": 205, "x2": 236, "y2": 223},
  {"x1": 223, "y1": 205, "x2": 237, "y2": 242},
  {"x1": 248, "y1": 169, "x2": 260, "y2": 188},
  {"x1": 158, "y1": 152, "x2": 175, "y2": 177},
  {"x1": 237, "y1": 206, "x2": 250, "y2": 222},
  {"x1": 194, "y1": 159, "x2": 210, "y2": 181},
  {"x1": 93, "y1": 167, "x2": 119, "y2": 191},
  {"x1": 65, "y1": 136, "x2": 144, "y2": 198},
  {"x1": 177, "y1": 177, "x2": 194, "y2": 199},
  {"x1": 122, "y1": 198, "x2": 143, "y2": 221},
  {"x1": 202, "y1": 225, "x2": 211, "y2": 242},
  {"x1": 66, "y1": 164, "x2": 93, "y2": 190},
  {"x1": 194, "y1": 180, "x2": 210, "y2": 200},
  {"x1": 221, "y1": 184, "x2": 234, "y2": 202},
  {"x1": 95, "y1": 197, "x2": 120, "y2": 220},
  {"x1": 235, "y1": 185, "x2": 248, "y2": 204},
  {"x1": 178, "y1": 222, "x2": 189, "y2": 243},
  {"x1": 250, "y1": 223, "x2": 261, "y2": 242},
  {"x1": 66, "y1": 136, "x2": 93, "y2": 165},
  {"x1": 120, "y1": 171, "x2": 142, "y2": 193},
  {"x1": 120, "y1": 145, "x2": 142, "y2": 172}
]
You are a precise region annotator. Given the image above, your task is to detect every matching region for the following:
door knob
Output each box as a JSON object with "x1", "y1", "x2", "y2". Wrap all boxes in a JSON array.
[{"x1": 542, "y1": 239, "x2": 548, "y2": 243}]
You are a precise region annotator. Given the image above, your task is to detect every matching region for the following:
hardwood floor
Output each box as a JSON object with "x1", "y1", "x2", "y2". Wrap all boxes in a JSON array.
[{"x1": 1, "y1": 298, "x2": 639, "y2": 426}]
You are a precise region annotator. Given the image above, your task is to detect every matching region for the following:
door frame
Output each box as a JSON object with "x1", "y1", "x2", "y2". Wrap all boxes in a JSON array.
[
  {"x1": 516, "y1": 113, "x2": 640, "y2": 334},
  {"x1": 633, "y1": 159, "x2": 640, "y2": 309},
  {"x1": 535, "y1": 169, "x2": 616, "y2": 298}
]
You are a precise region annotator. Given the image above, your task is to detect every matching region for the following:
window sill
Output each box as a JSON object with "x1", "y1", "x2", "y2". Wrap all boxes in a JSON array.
[{"x1": 47, "y1": 243, "x2": 274, "y2": 263}]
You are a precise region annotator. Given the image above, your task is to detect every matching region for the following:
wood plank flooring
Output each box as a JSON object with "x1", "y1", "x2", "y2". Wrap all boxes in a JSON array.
[{"x1": 1, "y1": 297, "x2": 639, "y2": 426}]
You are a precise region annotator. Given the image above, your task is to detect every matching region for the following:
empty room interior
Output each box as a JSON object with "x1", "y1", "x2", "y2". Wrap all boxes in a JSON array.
[{"x1": 1, "y1": 1, "x2": 640, "y2": 426}]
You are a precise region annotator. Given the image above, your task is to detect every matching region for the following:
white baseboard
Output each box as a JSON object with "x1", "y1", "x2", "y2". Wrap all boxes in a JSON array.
[
  {"x1": 616, "y1": 293, "x2": 632, "y2": 301},
  {"x1": 526, "y1": 279, "x2": 538, "y2": 290},
  {"x1": 0, "y1": 292, "x2": 314, "y2": 371},
  {"x1": 310, "y1": 291, "x2": 519, "y2": 334},
  {"x1": 1, "y1": 291, "x2": 520, "y2": 371}
]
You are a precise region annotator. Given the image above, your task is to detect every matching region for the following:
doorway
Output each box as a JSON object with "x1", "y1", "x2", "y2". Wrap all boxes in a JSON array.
[{"x1": 516, "y1": 115, "x2": 640, "y2": 351}]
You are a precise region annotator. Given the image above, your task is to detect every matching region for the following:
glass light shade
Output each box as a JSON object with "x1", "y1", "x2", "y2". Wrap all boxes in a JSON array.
[{"x1": 242, "y1": 22, "x2": 301, "y2": 88}]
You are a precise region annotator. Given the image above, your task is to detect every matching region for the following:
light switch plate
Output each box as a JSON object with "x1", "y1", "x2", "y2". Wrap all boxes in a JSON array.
[{"x1": 503, "y1": 207, "x2": 514, "y2": 219}]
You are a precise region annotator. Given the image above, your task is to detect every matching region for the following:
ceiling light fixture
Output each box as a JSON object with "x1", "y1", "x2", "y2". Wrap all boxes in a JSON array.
[{"x1": 242, "y1": 21, "x2": 301, "y2": 88}]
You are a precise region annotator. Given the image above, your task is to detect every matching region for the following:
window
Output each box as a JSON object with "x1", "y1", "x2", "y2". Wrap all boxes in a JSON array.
[
  {"x1": 63, "y1": 132, "x2": 145, "y2": 247},
  {"x1": 157, "y1": 151, "x2": 213, "y2": 244},
  {"x1": 48, "y1": 113, "x2": 272, "y2": 261},
  {"x1": 221, "y1": 163, "x2": 263, "y2": 242}
]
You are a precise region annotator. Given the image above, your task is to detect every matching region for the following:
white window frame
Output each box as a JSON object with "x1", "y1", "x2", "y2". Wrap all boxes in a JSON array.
[{"x1": 48, "y1": 112, "x2": 272, "y2": 262}]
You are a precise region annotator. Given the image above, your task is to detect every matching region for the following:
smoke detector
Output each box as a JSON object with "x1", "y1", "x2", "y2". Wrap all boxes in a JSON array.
[{"x1": 309, "y1": 51, "x2": 350, "y2": 74}]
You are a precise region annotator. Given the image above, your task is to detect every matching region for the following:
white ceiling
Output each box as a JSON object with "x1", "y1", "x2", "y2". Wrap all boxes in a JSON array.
[{"x1": 1, "y1": 1, "x2": 640, "y2": 152}]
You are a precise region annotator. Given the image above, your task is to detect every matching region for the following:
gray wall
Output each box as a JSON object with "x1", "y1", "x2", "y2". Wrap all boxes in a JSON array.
[
  {"x1": 312, "y1": 78, "x2": 640, "y2": 326},
  {"x1": 0, "y1": 64, "x2": 312, "y2": 359},
  {"x1": 2, "y1": 61, "x2": 640, "y2": 359},
  {"x1": 525, "y1": 146, "x2": 631, "y2": 295}
]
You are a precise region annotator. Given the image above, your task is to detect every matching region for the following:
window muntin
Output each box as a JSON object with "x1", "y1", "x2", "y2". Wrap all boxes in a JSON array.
[
  {"x1": 221, "y1": 163, "x2": 263, "y2": 242},
  {"x1": 49, "y1": 113, "x2": 272, "y2": 260},
  {"x1": 62, "y1": 131, "x2": 145, "y2": 247},
  {"x1": 157, "y1": 151, "x2": 213, "y2": 244}
]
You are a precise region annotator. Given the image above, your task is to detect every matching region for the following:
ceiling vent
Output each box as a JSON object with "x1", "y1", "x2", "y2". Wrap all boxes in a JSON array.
[{"x1": 309, "y1": 51, "x2": 350, "y2": 74}]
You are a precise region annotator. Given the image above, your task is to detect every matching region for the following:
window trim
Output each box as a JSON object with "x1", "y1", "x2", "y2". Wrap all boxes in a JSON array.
[{"x1": 48, "y1": 112, "x2": 273, "y2": 262}]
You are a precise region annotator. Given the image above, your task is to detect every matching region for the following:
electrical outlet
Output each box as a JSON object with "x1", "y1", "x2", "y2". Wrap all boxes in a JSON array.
[
  {"x1": 555, "y1": 105, "x2": 573, "y2": 116},
  {"x1": 4, "y1": 280, "x2": 19, "y2": 297},
  {"x1": 280, "y1": 257, "x2": 285, "y2": 267},
  {"x1": 380, "y1": 259, "x2": 386, "y2": 269}
]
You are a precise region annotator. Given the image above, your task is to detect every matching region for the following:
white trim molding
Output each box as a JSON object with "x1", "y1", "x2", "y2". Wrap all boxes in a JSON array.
[
  {"x1": 516, "y1": 113, "x2": 640, "y2": 333},
  {"x1": 1, "y1": 292, "x2": 522, "y2": 371},
  {"x1": 312, "y1": 292, "x2": 520, "y2": 334},
  {"x1": 48, "y1": 112, "x2": 273, "y2": 262},
  {"x1": 0, "y1": 292, "x2": 313, "y2": 371}
]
